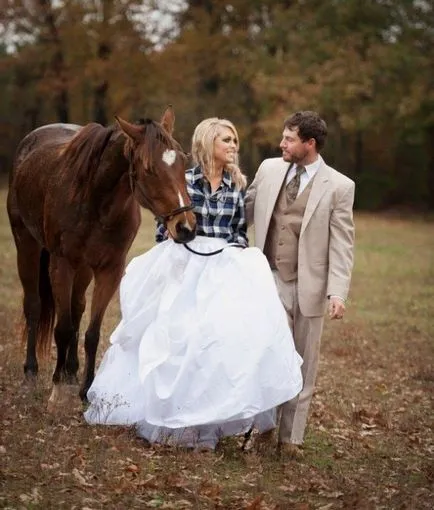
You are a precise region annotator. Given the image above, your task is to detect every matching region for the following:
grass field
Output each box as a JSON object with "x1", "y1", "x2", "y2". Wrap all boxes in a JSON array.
[{"x1": 0, "y1": 185, "x2": 433, "y2": 509}]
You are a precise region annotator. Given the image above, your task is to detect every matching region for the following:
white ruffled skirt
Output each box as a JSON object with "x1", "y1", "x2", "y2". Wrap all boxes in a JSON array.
[{"x1": 84, "y1": 237, "x2": 303, "y2": 449}]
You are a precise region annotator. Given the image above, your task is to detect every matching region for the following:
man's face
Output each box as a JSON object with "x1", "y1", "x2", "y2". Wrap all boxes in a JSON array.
[{"x1": 280, "y1": 127, "x2": 310, "y2": 164}]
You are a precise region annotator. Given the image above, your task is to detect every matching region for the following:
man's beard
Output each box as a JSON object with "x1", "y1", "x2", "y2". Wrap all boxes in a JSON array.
[
  {"x1": 283, "y1": 149, "x2": 307, "y2": 164},
  {"x1": 283, "y1": 154, "x2": 299, "y2": 164}
]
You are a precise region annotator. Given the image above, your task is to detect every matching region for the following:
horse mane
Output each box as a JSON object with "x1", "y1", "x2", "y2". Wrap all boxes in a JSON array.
[
  {"x1": 62, "y1": 119, "x2": 182, "y2": 202},
  {"x1": 123, "y1": 120, "x2": 182, "y2": 172},
  {"x1": 61, "y1": 123, "x2": 116, "y2": 201}
]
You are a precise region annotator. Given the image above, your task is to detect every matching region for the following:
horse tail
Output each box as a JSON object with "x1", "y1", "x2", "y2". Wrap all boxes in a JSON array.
[{"x1": 36, "y1": 249, "x2": 56, "y2": 356}]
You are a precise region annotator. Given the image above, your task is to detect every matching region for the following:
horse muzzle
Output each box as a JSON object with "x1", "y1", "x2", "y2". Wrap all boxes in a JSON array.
[{"x1": 173, "y1": 221, "x2": 196, "y2": 244}]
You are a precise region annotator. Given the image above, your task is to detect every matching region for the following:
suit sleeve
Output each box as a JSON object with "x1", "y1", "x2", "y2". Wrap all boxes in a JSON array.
[
  {"x1": 245, "y1": 162, "x2": 264, "y2": 226},
  {"x1": 327, "y1": 182, "x2": 355, "y2": 300}
]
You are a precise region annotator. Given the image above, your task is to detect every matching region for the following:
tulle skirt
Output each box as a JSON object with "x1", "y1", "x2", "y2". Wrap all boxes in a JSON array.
[{"x1": 84, "y1": 237, "x2": 303, "y2": 449}]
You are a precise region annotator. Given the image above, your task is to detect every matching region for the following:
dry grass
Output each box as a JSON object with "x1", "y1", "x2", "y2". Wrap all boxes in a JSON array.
[{"x1": 0, "y1": 186, "x2": 433, "y2": 509}]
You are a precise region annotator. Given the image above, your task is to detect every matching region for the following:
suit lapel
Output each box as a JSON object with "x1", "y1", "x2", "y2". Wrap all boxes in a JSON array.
[
  {"x1": 300, "y1": 162, "x2": 330, "y2": 235},
  {"x1": 264, "y1": 161, "x2": 292, "y2": 227}
]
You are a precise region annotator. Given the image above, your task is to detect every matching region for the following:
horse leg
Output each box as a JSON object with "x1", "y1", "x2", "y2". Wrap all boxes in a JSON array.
[
  {"x1": 13, "y1": 227, "x2": 44, "y2": 381},
  {"x1": 79, "y1": 265, "x2": 124, "y2": 402},
  {"x1": 65, "y1": 266, "x2": 93, "y2": 382},
  {"x1": 47, "y1": 256, "x2": 76, "y2": 406}
]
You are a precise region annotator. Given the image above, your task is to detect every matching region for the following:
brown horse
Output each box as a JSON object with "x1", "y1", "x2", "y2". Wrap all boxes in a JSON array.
[{"x1": 7, "y1": 106, "x2": 196, "y2": 405}]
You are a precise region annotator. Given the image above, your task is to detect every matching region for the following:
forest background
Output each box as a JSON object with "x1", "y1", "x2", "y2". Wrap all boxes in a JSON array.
[
  {"x1": 0, "y1": 0, "x2": 433, "y2": 210},
  {"x1": 1, "y1": 3, "x2": 433, "y2": 508}
]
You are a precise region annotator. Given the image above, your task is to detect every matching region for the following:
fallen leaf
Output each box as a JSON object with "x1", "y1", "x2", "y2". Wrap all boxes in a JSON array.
[
  {"x1": 72, "y1": 468, "x2": 93, "y2": 487},
  {"x1": 245, "y1": 494, "x2": 263, "y2": 509}
]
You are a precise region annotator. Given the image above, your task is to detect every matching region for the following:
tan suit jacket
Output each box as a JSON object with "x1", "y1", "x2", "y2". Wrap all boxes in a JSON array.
[{"x1": 245, "y1": 157, "x2": 355, "y2": 317}]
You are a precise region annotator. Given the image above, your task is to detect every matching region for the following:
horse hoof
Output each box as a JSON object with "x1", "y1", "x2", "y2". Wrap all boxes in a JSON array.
[
  {"x1": 65, "y1": 374, "x2": 79, "y2": 385},
  {"x1": 22, "y1": 373, "x2": 37, "y2": 387},
  {"x1": 47, "y1": 398, "x2": 57, "y2": 414},
  {"x1": 47, "y1": 384, "x2": 79, "y2": 412},
  {"x1": 79, "y1": 387, "x2": 89, "y2": 403},
  {"x1": 47, "y1": 384, "x2": 62, "y2": 411}
]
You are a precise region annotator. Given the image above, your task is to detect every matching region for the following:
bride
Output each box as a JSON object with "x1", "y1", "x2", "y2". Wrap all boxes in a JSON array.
[{"x1": 84, "y1": 117, "x2": 303, "y2": 450}]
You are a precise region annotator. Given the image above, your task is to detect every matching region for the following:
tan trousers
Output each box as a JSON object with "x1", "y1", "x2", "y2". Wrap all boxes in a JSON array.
[{"x1": 273, "y1": 271, "x2": 324, "y2": 445}]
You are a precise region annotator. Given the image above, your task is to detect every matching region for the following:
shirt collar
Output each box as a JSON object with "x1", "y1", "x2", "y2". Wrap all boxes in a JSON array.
[
  {"x1": 222, "y1": 170, "x2": 232, "y2": 187},
  {"x1": 190, "y1": 165, "x2": 204, "y2": 184},
  {"x1": 190, "y1": 165, "x2": 233, "y2": 188},
  {"x1": 303, "y1": 154, "x2": 322, "y2": 179}
]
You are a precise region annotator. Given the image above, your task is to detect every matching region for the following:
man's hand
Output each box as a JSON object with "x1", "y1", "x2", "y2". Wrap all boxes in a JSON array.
[{"x1": 328, "y1": 296, "x2": 346, "y2": 320}]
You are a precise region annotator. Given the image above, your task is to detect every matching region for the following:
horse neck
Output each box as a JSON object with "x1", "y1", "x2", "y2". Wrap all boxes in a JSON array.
[{"x1": 91, "y1": 133, "x2": 136, "y2": 223}]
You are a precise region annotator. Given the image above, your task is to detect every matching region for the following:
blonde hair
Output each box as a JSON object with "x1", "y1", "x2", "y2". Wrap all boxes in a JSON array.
[{"x1": 191, "y1": 118, "x2": 247, "y2": 190}]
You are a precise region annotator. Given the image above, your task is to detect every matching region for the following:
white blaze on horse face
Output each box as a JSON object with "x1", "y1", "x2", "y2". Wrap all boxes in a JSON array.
[
  {"x1": 178, "y1": 190, "x2": 193, "y2": 230},
  {"x1": 177, "y1": 191, "x2": 185, "y2": 208},
  {"x1": 162, "y1": 149, "x2": 176, "y2": 166}
]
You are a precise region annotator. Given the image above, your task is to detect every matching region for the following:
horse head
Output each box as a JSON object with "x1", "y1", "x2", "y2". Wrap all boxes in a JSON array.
[{"x1": 116, "y1": 107, "x2": 196, "y2": 243}]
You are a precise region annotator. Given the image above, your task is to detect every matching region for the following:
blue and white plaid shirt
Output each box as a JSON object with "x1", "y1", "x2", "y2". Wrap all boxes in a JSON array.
[{"x1": 156, "y1": 165, "x2": 248, "y2": 246}]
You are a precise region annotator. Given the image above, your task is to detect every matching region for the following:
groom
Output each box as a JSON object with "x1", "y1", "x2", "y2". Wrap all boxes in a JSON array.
[{"x1": 245, "y1": 111, "x2": 355, "y2": 458}]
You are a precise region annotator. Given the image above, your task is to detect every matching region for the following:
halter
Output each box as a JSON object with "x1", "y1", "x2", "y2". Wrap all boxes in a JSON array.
[
  {"x1": 156, "y1": 205, "x2": 195, "y2": 224},
  {"x1": 127, "y1": 149, "x2": 194, "y2": 225}
]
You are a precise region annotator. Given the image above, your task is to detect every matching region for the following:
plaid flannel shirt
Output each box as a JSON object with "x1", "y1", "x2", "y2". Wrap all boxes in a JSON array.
[{"x1": 156, "y1": 165, "x2": 248, "y2": 246}]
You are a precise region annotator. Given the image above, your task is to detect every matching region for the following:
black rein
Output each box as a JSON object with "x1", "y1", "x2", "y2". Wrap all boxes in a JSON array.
[{"x1": 183, "y1": 243, "x2": 245, "y2": 257}]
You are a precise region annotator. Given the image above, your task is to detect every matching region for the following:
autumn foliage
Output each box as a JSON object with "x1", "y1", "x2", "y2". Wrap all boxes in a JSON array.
[{"x1": 1, "y1": 0, "x2": 433, "y2": 209}]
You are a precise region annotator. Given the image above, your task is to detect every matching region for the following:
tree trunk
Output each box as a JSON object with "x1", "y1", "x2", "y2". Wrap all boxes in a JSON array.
[
  {"x1": 93, "y1": 42, "x2": 110, "y2": 126},
  {"x1": 93, "y1": 0, "x2": 113, "y2": 125},
  {"x1": 354, "y1": 129, "x2": 363, "y2": 175},
  {"x1": 426, "y1": 124, "x2": 434, "y2": 210},
  {"x1": 38, "y1": 0, "x2": 69, "y2": 123}
]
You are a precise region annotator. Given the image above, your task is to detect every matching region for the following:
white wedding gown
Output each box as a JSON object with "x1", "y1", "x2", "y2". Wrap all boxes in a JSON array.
[{"x1": 84, "y1": 237, "x2": 303, "y2": 449}]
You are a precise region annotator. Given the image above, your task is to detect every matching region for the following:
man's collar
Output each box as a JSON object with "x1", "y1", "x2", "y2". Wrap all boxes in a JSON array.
[{"x1": 304, "y1": 154, "x2": 323, "y2": 179}]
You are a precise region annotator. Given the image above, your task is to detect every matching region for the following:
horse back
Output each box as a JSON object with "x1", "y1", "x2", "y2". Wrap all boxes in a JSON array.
[
  {"x1": 8, "y1": 122, "x2": 139, "y2": 268},
  {"x1": 13, "y1": 124, "x2": 81, "y2": 170},
  {"x1": 8, "y1": 124, "x2": 83, "y2": 246}
]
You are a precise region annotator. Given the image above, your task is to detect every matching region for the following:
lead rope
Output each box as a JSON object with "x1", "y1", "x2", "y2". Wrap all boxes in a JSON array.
[{"x1": 183, "y1": 242, "x2": 245, "y2": 257}]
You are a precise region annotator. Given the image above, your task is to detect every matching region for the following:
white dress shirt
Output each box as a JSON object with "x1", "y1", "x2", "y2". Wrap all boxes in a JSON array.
[{"x1": 285, "y1": 154, "x2": 322, "y2": 195}]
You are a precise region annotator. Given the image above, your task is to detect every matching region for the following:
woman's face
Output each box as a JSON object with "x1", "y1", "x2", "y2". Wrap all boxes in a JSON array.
[{"x1": 213, "y1": 127, "x2": 238, "y2": 168}]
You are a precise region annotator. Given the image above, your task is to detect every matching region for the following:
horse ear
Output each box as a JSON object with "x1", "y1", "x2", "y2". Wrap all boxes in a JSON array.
[
  {"x1": 160, "y1": 105, "x2": 175, "y2": 135},
  {"x1": 115, "y1": 116, "x2": 143, "y2": 142}
]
